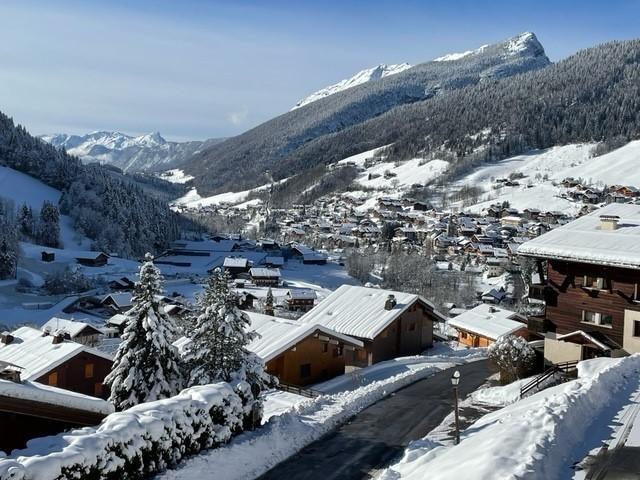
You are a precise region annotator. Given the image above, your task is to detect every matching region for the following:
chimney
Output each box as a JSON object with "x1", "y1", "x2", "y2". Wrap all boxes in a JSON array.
[
  {"x1": 600, "y1": 215, "x2": 620, "y2": 231},
  {"x1": 384, "y1": 294, "x2": 397, "y2": 311},
  {"x1": 52, "y1": 332, "x2": 66, "y2": 344},
  {"x1": 0, "y1": 332, "x2": 14, "y2": 345},
  {"x1": 0, "y1": 368, "x2": 21, "y2": 383}
]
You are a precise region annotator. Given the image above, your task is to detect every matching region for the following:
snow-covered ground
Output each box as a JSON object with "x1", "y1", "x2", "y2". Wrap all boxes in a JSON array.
[
  {"x1": 158, "y1": 169, "x2": 194, "y2": 184},
  {"x1": 356, "y1": 157, "x2": 450, "y2": 190},
  {"x1": 158, "y1": 345, "x2": 485, "y2": 480},
  {"x1": 455, "y1": 141, "x2": 640, "y2": 214},
  {"x1": 378, "y1": 355, "x2": 640, "y2": 480}
]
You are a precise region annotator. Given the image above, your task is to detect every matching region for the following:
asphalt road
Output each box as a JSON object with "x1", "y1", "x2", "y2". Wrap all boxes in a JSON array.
[{"x1": 259, "y1": 359, "x2": 491, "y2": 480}]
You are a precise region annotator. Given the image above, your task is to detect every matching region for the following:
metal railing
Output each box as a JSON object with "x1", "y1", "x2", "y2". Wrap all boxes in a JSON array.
[{"x1": 520, "y1": 360, "x2": 578, "y2": 399}]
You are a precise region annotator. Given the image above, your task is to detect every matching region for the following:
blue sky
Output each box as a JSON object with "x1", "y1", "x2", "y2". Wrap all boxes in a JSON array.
[{"x1": 0, "y1": 0, "x2": 638, "y2": 141}]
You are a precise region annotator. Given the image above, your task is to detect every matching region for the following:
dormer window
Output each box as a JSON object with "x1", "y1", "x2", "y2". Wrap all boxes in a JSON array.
[{"x1": 583, "y1": 276, "x2": 605, "y2": 290}]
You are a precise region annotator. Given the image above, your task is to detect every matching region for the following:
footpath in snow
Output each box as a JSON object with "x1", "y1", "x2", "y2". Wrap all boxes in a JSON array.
[
  {"x1": 378, "y1": 355, "x2": 640, "y2": 480},
  {"x1": 158, "y1": 345, "x2": 485, "y2": 480}
]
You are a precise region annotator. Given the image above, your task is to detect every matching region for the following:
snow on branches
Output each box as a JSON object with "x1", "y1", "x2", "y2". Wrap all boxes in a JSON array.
[
  {"x1": 105, "y1": 253, "x2": 182, "y2": 410},
  {"x1": 488, "y1": 334, "x2": 536, "y2": 383}
]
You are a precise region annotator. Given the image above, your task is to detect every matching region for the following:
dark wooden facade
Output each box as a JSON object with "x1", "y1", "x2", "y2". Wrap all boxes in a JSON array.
[
  {"x1": 348, "y1": 302, "x2": 434, "y2": 368},
  {"x1": 0, "y1": 395, "x2": 107, "y2": 453},
  {"x1": 265, "y1": 330, "x2": 359, "y2": 386},
  {"x1": 36, "y1": 351, "x2": 113, "y2": 399},
  {"x1": 535, "y1": 259, "x2": 640, "y2": 347}
]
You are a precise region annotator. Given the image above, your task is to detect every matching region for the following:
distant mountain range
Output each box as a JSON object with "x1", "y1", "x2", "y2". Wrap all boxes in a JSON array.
[
  {"x1": 292, "y1": 63, "x2": 412, "y2": 110},
  {"x1": 183, "y1": 32, "x2": 551, "y2": 194},
  {"x1": 40, "y1": 131, "x2": 224, "y2": 173}
]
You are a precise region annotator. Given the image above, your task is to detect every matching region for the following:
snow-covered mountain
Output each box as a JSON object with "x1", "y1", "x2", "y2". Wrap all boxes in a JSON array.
[
  {"x1": 41, "y1": 131, "x2": 223, "y2": 173},
  {"x1": 292, "y1": 63, "x2": 412, "y2": 110}
]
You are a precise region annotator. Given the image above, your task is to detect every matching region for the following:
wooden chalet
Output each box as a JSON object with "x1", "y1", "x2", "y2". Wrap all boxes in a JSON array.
[
  {"x1": 75, "y1": 252, "x2": 109, "y2": 267},
  {"x1": 448, "y1": 304, "x2": 528, "y2": 347},
  {"x1": 519, "y1": 205, "x2": 640, "y2": 364},
  {"x1": 286, "y1": 289, "x2": 317, "y2": 312},
  {"x1": 41, "y1": 318, "x2": 102, "y2": 347},
  {"x1": 298, "y1": 285, "x2": 443, "y2": 368},
  {"x1": 0, "y1": 372, "x2": 113, "y2": 453},
  {"x1": 0, "y1": 327, "x2": 113, "y2": 399},
  {"x1": 250, "y1": 267, "x2": 281, "y2": 286}
]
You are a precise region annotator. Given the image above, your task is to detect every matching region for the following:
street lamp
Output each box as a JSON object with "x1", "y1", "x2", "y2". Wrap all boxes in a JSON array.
[{"x1": 451, "y1": 370, "x2": 461, "y2": 445}]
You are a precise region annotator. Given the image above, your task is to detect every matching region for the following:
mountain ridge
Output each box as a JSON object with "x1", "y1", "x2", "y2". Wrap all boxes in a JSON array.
[
  {"x1": 41, "y1": 131, "x2": 224, "y2": 173},
  {"x1": 184, "y1": 32, "x2": 550, "y2": 195}
]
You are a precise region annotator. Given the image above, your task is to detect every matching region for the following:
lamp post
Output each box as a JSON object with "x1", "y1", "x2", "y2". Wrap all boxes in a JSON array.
[{"x1": 451, "y1": 370, "x2": 461, "y2": 445}]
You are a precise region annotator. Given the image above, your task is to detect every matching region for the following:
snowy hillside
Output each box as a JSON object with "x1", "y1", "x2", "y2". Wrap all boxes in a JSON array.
[
  {"x1": 41, "y1": 131, "x2": 223, "y2": 173},
  {"x1": 292, "y1": 63, "x2": 412, "y2": 110},
  {"x1": 454, "y1": 140, "x2": 640, "y2": 214},
  {"x1": 0, "y1": 165, "x2": 88, "y2": 249}
]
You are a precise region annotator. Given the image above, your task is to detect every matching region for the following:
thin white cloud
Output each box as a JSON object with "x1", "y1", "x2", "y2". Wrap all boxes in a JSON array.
[{"x1": 227, "y1": 107, "x2": 248, "y2": 126}]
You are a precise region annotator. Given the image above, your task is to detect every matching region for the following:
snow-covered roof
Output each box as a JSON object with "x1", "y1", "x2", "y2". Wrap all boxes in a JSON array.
[
  {"x1": 287, "y1": 289, "x2": 317, "y2": 300},
  {"x1": 173, "y1": 312, "x2": 363, "y2": 363},
  {"x1": 555, "y1": 330, "x2": 611, "y2": 351},
  {"x1": 41, "y1": 318, "x2": 101, "y2": 338},
  {"x1": 101, "y1": 293, "x2": 133, "y2": 307},
  {"x1": 246, "y1": 312, "x2": 362, "y2": 362},
  {"x1": 264, "y1": 256, "x2": 285, "y2": 266},
  {"x1": 250, "y1": 268, "x2": 281, "y2": 278},
  {"x1": 518, "y1": 204, "x2": 640, "y2": 269},
  {"x1": 0, "y1": 378, "x2": 114, "y2": 415},
  {"x1": 0, "y1": 327, "x2": 113, "y2": 381},
  {"x1": 223, "y1": 257, "x2": 248, "y2": 268},
  {"x1": 107, "y1": 313, "x2": 129, "y2": 326},
  {"x1": 448, "y1": 304, "x2": 526, "y2": 341},
  {"x1": 298, "y1": 285, "x2": 437, "y2": 340}
]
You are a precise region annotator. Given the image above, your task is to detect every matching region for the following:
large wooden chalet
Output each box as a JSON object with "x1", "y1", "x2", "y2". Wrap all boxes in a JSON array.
[
  {"x1": 0, "y1": 327, "x2": 113, "y2": 399},
  {"x1": 298, "y1": 285, "x2": 444, "y2": 368},
  {"x1": 519, "y1": 204, "x2": 640, "y2": 364}
]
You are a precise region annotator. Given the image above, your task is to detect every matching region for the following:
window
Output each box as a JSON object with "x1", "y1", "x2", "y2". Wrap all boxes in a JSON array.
[
  {"x1": 634, "y1": 284, "x2": 640, "y2": 302},
  {"x1": 47, "y1": 372, "x2": 58, "y2": 386},
  {"x1": 299, "y1": 363, "x2": 311, "y2": 378},
  {"x1": 333, "y1": 346, "x2": 343, "y2": 357},
  {"x1": 583, "y1": 276, "x2": 605, "y2": 290},
  {"x1": 94, "y1": 383, "x2": 104, "y2": 397},
  {"x1": 408, "y1": 322, "x2": 416, "y2": 332},
  {"x1": 322, "y1": 343, "x2": 328, "y2": 353},
  {"x1": 582, "y1": 310, "x2": 613, "y2": 328},
  {"x1": 461, "y1": 332, "x2": 468, "y2": 339},
  {"x1": 634, "y1": 321, "x2": 640, "y2": 338},
  {"x1": 84, "y1": 363, "x2": 94, "y2": 379}
]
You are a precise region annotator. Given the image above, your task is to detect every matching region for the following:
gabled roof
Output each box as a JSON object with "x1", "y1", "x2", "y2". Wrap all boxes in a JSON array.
[
  {"x1": 518, "y1": 204, "x2": 640, "y2": 269},
  {"x1": 298, "y1": 285, "x2": 438, "y2": 340},
  {"x1": 41, "y1": 318, "x2": 102, "y2": 338},
  {"x1": 287, "y1": 289, "x2": 317, "y2": 300},
  {"x1": 249, "y1": 267, "x2": 281, "y2": 278},
  {"x1": 448, "y1": 304, "x2": 526, "y2": 341},
  {"x1": 223, "y1": 257, "x2": 248, "y2": 268},
  {"x1": 0, "y1": 327, "x2": 113, "y2": 381},
  {"x1": 245, "y1": 312, "x2": 362, "y2": 362}
]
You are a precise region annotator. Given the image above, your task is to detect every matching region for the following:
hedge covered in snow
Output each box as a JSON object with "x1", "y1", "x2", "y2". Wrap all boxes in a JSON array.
[{"x1": 0, "y1": 381, "x2": 255, "y2": 480}]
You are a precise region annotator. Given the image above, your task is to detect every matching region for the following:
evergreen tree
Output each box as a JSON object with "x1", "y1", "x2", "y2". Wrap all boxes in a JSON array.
[
  {"x1": 37, "y1": 201, "x2": 60, "y2": 248},
  {"x1": 17, "y1": 203, "x2": 34, "y2": 238},
  {"x1": 186, "y1": 269, "x2": 260, "y2": 385},
  {"x1": 264, "y1": 287, "x2": 274, "y2": 316},
  {"x1": 105, "y1": 254, "x2": 183, "y2": 410},
  {"x1": 0, "y1": 200, "x2": 18, "y2": 280}
]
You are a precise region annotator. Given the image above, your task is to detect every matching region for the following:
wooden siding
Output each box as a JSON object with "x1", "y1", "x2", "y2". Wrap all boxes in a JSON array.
[
  {"x1": 264, "y1": 331, "x2": 353, "y2": 386},
  {"x1": 545, "y1": 260, "x2": 640, "y2": 346},
  {"x1": 35, "y1": 352, "x2": 113, "y2": 399}
]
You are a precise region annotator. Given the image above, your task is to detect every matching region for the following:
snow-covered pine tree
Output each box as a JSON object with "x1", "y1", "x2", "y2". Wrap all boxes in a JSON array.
[
  {"x1": 488, "y1": 334, "x2": 536, "y2": 383},
  {"x1": 264, "y1": 287, "x2": 274, "y2": 316},
  {"x1": 37, "y1": 201, "x2": 60, "y2": 248},
  {"x1": 105, "y1": 253, "x2": 183, "y2": 410},
  {"x1": 185, "y1": 268, "x2": 273, "y2": 428},
  {"x1": 186, "y1": 269, "x2": 259, "y2": 384},
  {"x1": 17, "y1": 203, "x2": 34, "y2": 238}
]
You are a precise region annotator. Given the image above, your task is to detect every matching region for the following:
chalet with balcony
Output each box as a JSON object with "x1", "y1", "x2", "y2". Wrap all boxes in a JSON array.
[{"x1": 518, "y1": 204, "x2": 640, "y2": 364}]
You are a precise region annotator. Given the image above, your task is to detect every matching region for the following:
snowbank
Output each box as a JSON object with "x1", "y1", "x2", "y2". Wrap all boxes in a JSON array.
[
  {"x1": 159, "y1": 352, "x2": 484, "y2": 480},
  {"x1": 379, "y1": 355, "x2": 640, "y2": 480},
  {"x1": 0, "y1": 383, "x2": 247, "y2": 480}
]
